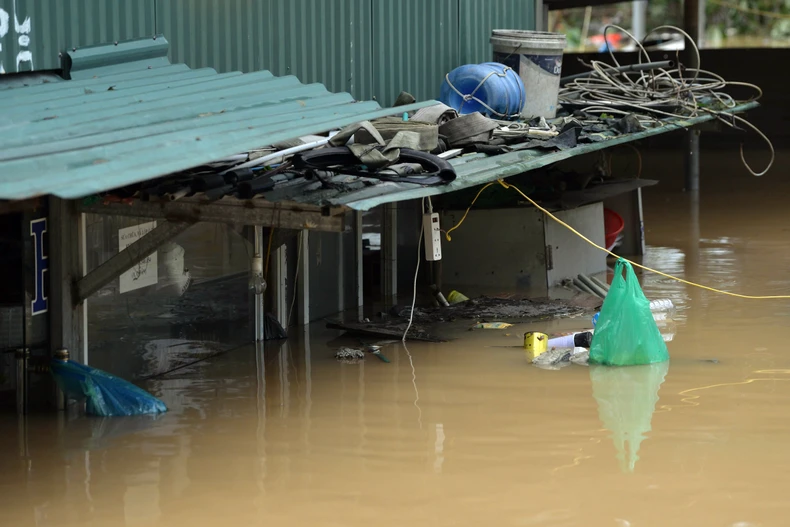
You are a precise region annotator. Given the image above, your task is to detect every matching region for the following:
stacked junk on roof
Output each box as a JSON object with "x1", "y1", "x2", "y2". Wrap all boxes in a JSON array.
[{"x1": 96, "y1": 26, "x2": 770, "y2": 210}]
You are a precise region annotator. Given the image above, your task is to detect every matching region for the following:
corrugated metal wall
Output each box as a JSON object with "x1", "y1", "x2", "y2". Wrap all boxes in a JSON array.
[
  {"x1": 2, "y1": 0, "x2": 536, "y2": 104},
  {"x1": 459, "y1": 0, "x2": 537, "y2": 64},
  {"x1": 0, "y1": 0, "x2": 155, "y2": 73},
  {"x1": 371, "y1": 0, "x2": 459, "y2": 106},
  {"x1": 156, "y1": 0, "x2": 374, "y2": 95},
  {"x1": 155, "y1": 0, "x2": 377, "y2": 101},
  {"x1": 157, "y1": 0, "x2": 535, "y2": 104}
]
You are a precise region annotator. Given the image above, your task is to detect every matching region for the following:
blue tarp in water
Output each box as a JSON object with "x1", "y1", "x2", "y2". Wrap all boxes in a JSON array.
[{"x1": 51, "y1": 360, "x2": 167, "y2": 417}]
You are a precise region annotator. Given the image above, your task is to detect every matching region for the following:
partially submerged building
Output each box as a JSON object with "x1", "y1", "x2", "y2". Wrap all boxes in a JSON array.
[{"x1": 0, "y1": 0, "x2": 744, "y2": 413}]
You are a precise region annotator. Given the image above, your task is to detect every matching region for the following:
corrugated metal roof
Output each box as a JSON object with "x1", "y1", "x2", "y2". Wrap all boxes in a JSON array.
[{"x1": 0, "y1": 34, "x2": 435, "y2": 201}]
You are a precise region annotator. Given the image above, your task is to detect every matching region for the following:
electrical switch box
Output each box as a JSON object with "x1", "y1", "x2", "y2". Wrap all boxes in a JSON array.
[{"x1": 423, "y1": 213, "x2": 442, "y2": 261}]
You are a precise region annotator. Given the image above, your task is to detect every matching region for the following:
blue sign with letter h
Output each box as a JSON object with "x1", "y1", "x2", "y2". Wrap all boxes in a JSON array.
[{"x1": 30, "y1": 218, "x2": 48, "y2": 316}]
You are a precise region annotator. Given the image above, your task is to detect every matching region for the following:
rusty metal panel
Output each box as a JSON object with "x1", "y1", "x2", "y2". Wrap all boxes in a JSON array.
[
  {"x1": 371, "y1": 0, "x2": 459, "y2": 106},
  {"x1": 459, "y1": 0, "x2": 537, "y2": 64},
  {"x1": 0, "y1": 0, "x2": 155, "y2": 74},
  {"x1": 155, "y1": 0, "x2": 373, "y2": 100}
]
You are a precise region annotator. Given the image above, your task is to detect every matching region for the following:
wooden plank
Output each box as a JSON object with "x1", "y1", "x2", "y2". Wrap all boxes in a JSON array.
[
  {"x1": 0, "y1": 198, "x2": 43, "y2": 216},
  {"x1": 78, "y1": 198, "x2": 345, "y2": 232},
  {"x1": 325, "y1": 320, "x2": 446, "y2": 343}
]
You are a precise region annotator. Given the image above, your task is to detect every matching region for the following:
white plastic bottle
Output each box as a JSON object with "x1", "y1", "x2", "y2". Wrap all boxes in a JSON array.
[
  {"x1": 649, "y1": 299, "x2": 676, "y2": 320},
  {"x1": 592, "y1": 298, "x2": 676, "y2": 327}
]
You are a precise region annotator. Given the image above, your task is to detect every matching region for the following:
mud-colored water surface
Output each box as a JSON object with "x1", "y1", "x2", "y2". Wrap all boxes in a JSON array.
[{"x1": 2, "y1": 165, "x2": 790, "y2": 527}]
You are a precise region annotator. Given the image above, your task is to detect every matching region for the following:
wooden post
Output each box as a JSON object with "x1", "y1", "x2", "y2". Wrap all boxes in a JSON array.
[{"x1": 48, "y1": 197, "x2": 86, "y2": 410}]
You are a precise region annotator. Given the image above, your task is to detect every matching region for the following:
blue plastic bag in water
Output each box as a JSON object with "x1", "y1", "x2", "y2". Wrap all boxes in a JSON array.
[
  {"x1": 589, "y1": 259, "x2": 669, "y2": 366},
  {"x1": 51, "y1": 359, "x2": 167, "y2": 417}
]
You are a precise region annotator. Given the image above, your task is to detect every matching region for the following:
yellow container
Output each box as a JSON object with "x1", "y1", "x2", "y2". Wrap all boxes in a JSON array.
[
  {"x1": 523, "y1": 332, "x2": 548, "y2": 361},
  {"x1": 447, "y1": 290, "x2": 470, "y2": 304}
]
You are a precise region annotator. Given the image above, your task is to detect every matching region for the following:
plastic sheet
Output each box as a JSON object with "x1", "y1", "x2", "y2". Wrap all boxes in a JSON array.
[
  {"x1": 264, "y1": 313, "x2": 287, "y2": 340},
  {"x1": 51, "y1": 359, "x2": 167, "y2": 417},
  {"x1": 589, "y1": 259, "x2": 669, "y2": 366}
]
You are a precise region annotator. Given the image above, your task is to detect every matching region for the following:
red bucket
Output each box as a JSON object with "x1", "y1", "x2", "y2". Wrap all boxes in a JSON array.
[{"x1": 604, "y1": 208, "x2": 624, "y2": 251}]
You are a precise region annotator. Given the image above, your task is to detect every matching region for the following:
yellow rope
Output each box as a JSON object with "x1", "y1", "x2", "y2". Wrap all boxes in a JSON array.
[
  {"x1": 448, "y1": 178, "x2": 790, "y2": 300},
  {"x1": 442, "y1": 182, "x2": 498, "y2": 241}
]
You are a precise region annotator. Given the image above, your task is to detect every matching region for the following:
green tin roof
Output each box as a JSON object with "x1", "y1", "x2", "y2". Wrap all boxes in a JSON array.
[{"x1": 0, "y1": 35, "x2": 434, "y2": 201}]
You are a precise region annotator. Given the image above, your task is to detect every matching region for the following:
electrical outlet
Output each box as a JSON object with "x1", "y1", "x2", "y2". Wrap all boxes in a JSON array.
[{"x1": 423, "y1": 213, "x2": 442, "y2": 261}]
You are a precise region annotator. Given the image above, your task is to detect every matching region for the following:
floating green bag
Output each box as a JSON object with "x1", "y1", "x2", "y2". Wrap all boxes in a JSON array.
[{"x1": 589, "y1": 259, "x2": 669, "y2": 366}]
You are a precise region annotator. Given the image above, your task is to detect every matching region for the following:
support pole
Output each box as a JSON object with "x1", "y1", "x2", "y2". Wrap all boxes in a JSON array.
[
  {"x1": 380, "y1": 203, "x2": 398, "y2": 307},
  {"x1": 48, "y1": 197, "x2": 86, "y2": 411},
  {"x1": 535, "y1": 0, "x2": 548, "y2": 31},
  {"x1": 684, "y1": 129, "x2": 701, "y2": 192},
  {"x1": 338, "y1": 222, "x2": 346, "y2": 315},
  {"x1": 272, "y1": 244, "x2": 288, "y2": 329},
  {"x1": 684, "y1": 0, "x2": 702, "y2": 193},
  {"x1": 354, "y1": 212, "x2": 364, "y2": 320},
  {"x1": 252, "y1": 225, "x2": 265, "y2": 342},
  {"x1": 49, "y1": 198, "x2": 85, "y2": 359},
  {"x1": 636, "y1": 188, "x2": 646, "y2": 255},
  {"x1": 632, "y1": 1, "x2": 647, "y2": 41},
  {"x1": 297, "y1": 230, "x2": 310, "y2": 326}
]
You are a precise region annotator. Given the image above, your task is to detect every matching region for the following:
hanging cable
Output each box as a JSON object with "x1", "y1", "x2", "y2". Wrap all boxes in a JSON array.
[
  {"x1": 559, "y1": 24, "x2": 774, "y2": 177},
  {"x1": 402, "y1": 198, "x2": 426, "y2": 342}
]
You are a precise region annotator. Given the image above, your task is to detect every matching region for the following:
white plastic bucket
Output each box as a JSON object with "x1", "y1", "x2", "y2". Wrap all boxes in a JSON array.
[{"x1": 490, "y1": 30, "x2": 567, "y2": 118}]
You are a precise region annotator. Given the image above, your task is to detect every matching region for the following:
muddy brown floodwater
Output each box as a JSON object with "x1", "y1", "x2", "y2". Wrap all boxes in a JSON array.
[{"x1": 2, "y1": 162, "x2": 790, "y2": 527}]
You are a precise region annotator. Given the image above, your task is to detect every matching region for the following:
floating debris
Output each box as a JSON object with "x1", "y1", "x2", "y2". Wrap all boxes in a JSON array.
[
  {"x1": 473, "y1": 322, "x2": 513, "y2": 330},
  {"x1": 326, "y1": 320, "x2": 444, "y2": 342},
  {"x1": 532, "y1": 348, "x2": 590, "y2": 369},
  {"x1": 395, "y1": 296, "x2": 587, "y2": 323},
  {"x1": 366, "y1": 345, "x2": 391, "y2": 363},
  {"x1": 532, "y1": 348, "x2": 574, "y2": 370},
  {"x1": 335, "y1": 347, "x2": 365, "y2": 364},
  {"x1": 571, "y1": 349, "x2": 590, "y2": 366}
]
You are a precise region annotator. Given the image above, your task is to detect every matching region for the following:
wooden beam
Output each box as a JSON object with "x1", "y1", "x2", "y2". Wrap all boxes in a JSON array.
[
  {"x1": 48, "y1": 198, "x2": 85, "y2": 358},
  {"x1": 77, "y1": 198, "x2": 346, "y2": 232},
  {"x1": 0, "y1": 198, "x2": 43, "y2": 216},
  {"x1": 74, "y1": 221, "x2": 194, "y2": 304}
]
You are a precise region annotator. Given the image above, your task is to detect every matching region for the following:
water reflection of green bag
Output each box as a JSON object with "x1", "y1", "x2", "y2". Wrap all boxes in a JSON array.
[
  {"x1": 590, "y1": 362, "x2": 669, "y2": 473},
  {"x1": 589, "y1": 259, "x2": 669, "y2": 366}
]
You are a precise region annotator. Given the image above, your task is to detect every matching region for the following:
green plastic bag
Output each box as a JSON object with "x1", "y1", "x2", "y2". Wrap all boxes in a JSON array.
[{"x1": 589, "y1": 259, "x2": 669, "y2": 366}]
